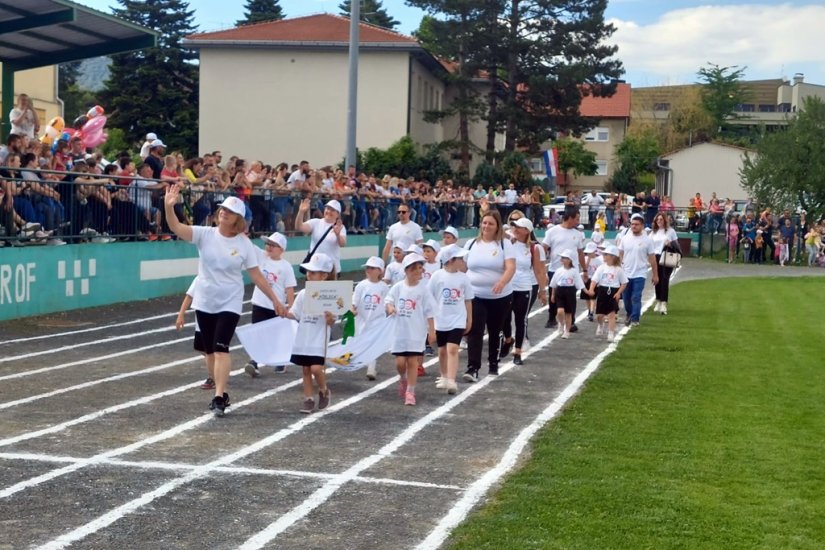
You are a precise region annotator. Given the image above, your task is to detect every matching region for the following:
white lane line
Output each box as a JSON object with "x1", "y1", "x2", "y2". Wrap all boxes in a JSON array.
[
  {"x1": 237, "y1": 308, "x2": 578, "y2": 550},
  {"x1": 416, "y1": 289, "x2": 669, "y2": 549},
  {"x1": 0, "y1": 453, "x2": 462, "y2": 491},
  {"x1": 0, "y1": 299, "x2": 252, "y2": 346}
]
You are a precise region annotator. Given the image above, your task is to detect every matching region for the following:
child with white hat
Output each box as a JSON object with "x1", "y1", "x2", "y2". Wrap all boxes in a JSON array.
[
  {"x1": 352, "y1": 256, "x2": 390, "y2": 381},
  {"x1": 549, "y1": 249, "x2": 586, "y2": 339},
  {"x1": 586, "y1": 244, "x2": 627, "y2": 343}
]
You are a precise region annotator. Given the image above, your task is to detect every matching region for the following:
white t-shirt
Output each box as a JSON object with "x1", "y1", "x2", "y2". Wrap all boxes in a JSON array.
[
  {"x1": 549, "y1": 266, "x2": 585, "y2": 290},
  {"x1": 423, "y1": 261, "x2": 440, "y2": 281},
  {"x1": 650, "y1": 227, "x2": 679, "y2": 255},
  {"x1": 464, "y1": 238, "x2": 517, "y2": 299},
  {"x1": 585, "y1": 255, "x2": 603, "y2": 280},
  {"x1": 287, "y1": 169, "x2": 306, "y2": 188},
  {"x1": 290, "y1": 289, "x2": 329, "y2": 357},
  {"x1": 510, "y1": 241, "x2": 539, "y2": 292},
  {"x1": 139, "y1": 141, "x2": 151, "y2": 160},
  {"x1": 352, "y1": 279, "x2": 390, "y2": 330},
  {"x1": 186, "y1": 277, "x2": 200, "y2": 332},
  {"x1": 591, "y1": 264, "x2": 628, "y2": 289},
  {"x1": 130, "y1": 178, "x2": 156, "y2": 211},
  {"x1": 386, "y1": 220, "x2": 423, "y2": 245},
  {"x1": 542, "y1": 225, "x2": 584, "y2": 272},
  {"x1": 383, "y1": 261, "x2": 405, "y2": 285},
  {"x1": 619, "y1": 231, "x2": 657, "y2": 278},
  {"x1": 251, "y1": 250, "x2": 296, "y2": 309},
  {"x1": 307, "y1": 218, "x2": 346, "y2": 273},
  {"x1": 428, "y1": 269, "x2": 474, "y2": 331},
  {"x1": 190, "y1": 226, "x2": 259, "y2": 314},
  {"x1": 386, "y1": 280, "x2": 436, "y2": 353},
  {"x1": 10, "y1": 107, "x2": 36, "y2": 138},
  {"x1": 504, "y1": 189, "x2": 518, "y2": 204}
]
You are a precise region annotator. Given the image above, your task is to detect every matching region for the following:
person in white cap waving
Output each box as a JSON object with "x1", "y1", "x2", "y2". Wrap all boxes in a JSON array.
[
  {"x1": 164, "y1": 187, "x2": 287, "y2": 417},
  {"x1": 295, "y1": 197, "x2": 347, "y2": 278}
]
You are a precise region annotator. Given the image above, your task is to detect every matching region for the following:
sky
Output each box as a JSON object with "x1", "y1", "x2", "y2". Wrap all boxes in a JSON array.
[{"x1": 76, "y1": 0, "x2": 825, "y2": 88}]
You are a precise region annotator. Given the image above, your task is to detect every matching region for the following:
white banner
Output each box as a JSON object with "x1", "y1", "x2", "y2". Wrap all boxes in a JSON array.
[
  {"x1": 235, "y1": 317, "x2": 298, "y2": 366},
  {"x1": 326, "y1": 315, "x2": 395, "y2": 371}
]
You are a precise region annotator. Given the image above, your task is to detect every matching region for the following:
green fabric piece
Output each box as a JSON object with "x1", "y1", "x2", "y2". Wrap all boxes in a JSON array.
[{"x1": 341, "y1": 310, "x2": 356, "y2": 344}]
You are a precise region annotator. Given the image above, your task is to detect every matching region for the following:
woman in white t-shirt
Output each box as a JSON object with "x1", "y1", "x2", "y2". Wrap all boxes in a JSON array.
[
  {"x1": 295, "y1": 197, "x2": 347, "y2": 278},
  {"x1": 462, "y1": 210, "x2": 516, "y2": 381},
  {"x1": 650, "y1": 212, "x2": 679, "y2": 315},
  {"x1": 164, "y1": 187, "x2": 286, "y2": 417},
  {"x1": 9, "y1": 94, "x2": 39, "y2": 139}
]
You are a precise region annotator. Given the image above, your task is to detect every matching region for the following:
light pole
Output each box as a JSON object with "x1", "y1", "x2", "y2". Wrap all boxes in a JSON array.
[{"x1": 345, "y1": 1, "x2": 360, "y2": 171}]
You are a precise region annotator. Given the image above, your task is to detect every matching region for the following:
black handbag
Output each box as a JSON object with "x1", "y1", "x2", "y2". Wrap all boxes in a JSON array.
[{"x1": 299, "y1": 224, "x2": 334, "y2": 274}]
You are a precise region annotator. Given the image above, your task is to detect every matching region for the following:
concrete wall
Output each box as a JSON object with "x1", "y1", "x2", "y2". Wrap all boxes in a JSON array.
[
  {"x1": 408, "y1": 57, "x2": 445, "y2": 148},
  {"x1": 568, "y1": 118, "x2": 627, "y2": 192},
  {"x1": 662, "y1": 143, "x2": 749, "y2": 207},
  {"x1": 198, "y1": 48, "x2": 412, "y2": 167}
]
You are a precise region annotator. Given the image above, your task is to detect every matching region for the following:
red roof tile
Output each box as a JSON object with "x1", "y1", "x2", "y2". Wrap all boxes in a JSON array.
[
  {"x1": 579, "y1": 83, "x2": 631, "y2": 118},
  {"x1": 187, "y1": 13, "x2": 418, "y2": 45}
]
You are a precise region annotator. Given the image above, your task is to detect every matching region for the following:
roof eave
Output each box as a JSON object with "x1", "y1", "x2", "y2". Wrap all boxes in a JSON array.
[{"x1": 183, "y1": 39, "x2": 421, "y2": 51}]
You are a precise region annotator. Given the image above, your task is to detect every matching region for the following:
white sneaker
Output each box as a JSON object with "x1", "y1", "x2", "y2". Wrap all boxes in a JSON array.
[
  {"x1": 435, "y1": 378, "x2": 447, "y2": 390},
  {"x1": 561, "y1": 330, "x2": 570, "y2": 339},
  {"x1": 47, "y1": 238, "x2": 67, "y2": 246},
  {"x1": 595, "y1": 323, "x2": 603, "y2": 337},
  {"x1": 446, "y1": 380, "x2": 458, "y2": 394},
  {"x1": 653, "y1": 301, "x2": 661, "y2": 312},
  {"x1": 607, "y1": 331, "x2": 615, "y2": 342},
  {"x1": 557, "y1": 323, "x2": 564, "y2": 335},
  {"x1": 660, "y1": 303, "x2": 668, "y2": 315}
]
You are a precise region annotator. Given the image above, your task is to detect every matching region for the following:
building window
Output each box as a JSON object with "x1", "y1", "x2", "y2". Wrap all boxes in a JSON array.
[
  {"x1": 653, "y1": 103, "x2": 671, "y2": 111},
  {"x1": 778, "y1": 103, "x2": 792, "y2": 113},
  {"x1": 528, "y1": 157, "x2": 544, "y2": 173},
  {"x1": 736, "y1": 103, "x2": 755, "y2": 112},
  {"x1": 584, "y1": 127, "x2": 609, "y2": 142},
  {"x1": 758, "y1": 104, "x2": 776, "y2": 112},
  {"x1": 595, "y1": 160, "x2": 608, "y2": 176}
]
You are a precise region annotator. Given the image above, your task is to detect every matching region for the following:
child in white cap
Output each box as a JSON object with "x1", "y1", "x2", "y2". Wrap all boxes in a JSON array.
[
  {"x1": 245, "y1": 232, "x2": 297, "y2": 377},
  {"x1": 549, "y1": 249, "x2": 586, "y2": 339},
  {"x1": 386, "y1": 253, "x2": 437, "y2": 406},
  {"x1": 422, "y1": 239, "x2": 441, "y2": 281},
  {"x1": 582, "y1": 241, "x2": 602, "y2": 322},
  {"x1": 288, "y1": 253, "x2": 336, "y2": 414},
  {"x1": 352, "y1": 256, "x2": 389, "y2": 381},
  {"x1": 586, "y1": 244, "x2": 627, "y2": 342},
  {"x1": 383, "y1": 238, "x2": 412, "y2": 285},
  {"x1": 428, "y1": 244, "x2": 473, "y2": 394}
]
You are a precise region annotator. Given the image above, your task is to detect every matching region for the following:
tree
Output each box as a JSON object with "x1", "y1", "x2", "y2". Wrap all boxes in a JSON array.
[
  {"x1": 555, "y1": 137, "x2": 597, "y2": 183},
  {"x1": 741, "y1": 96, "x2": 825, "y2": 217},
  {"x1": 697, "y1": 63, "x2": 749, "y2": 136},
  {"x1": 102, "y1": 0, "x2": 199, "y2": 155},
  {"x1": 611, "y1": 127, "x2": 661, "y2": 194},
  {"x1": 236, "y1": 0, "x2": 285, "y2": 25},
  {"x1": 339, "y1": 0, "x2": 400, "y2": 30},
  {"x1": 58, "y1": 61, "x2": 102, "y2": 121}
]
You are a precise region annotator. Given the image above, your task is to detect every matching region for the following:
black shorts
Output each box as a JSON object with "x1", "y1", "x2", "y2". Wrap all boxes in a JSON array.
[
  {"x1": 580, "y1": 278, "x2": 592, "y2": 300},
  {"x1": 195, "y1": 310, "x2": 241, "y2": 354},
  {"x1": 251, "y1": 304, "x2": 278, "y2": 323},
  {"x1": 193, "y1": 330, "x2": 205, "y2": 353},
  {"x1": 595, "y1": 286, "x2": 621, "y2": 315},
  {"x1": 554, "y1": 286, "x2": 577, "y2": 313},
  {"x1": 290, "y1": 354, "x2": 325, "y2": 367},
  {"x1": 393, "y1": 351, "x2": 423, "y2": 357},
  {"x1": 436, "y1": 328, "x2": 465, "y2": 347}
]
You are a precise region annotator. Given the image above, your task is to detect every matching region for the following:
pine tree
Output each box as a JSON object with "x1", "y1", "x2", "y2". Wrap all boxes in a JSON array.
[
  {"x1": 339, "y1": 0, "x2": 400, "y2": 30},
  {"x1": 237, "y1": 0, "x2": 285, "y2": 26},
  {"x1": 101, "y1": 0, "x2": 199, "y2": 155}
]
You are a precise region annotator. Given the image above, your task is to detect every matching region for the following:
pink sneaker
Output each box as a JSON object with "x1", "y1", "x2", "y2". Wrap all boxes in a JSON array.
[
  {"x1": 398, "y1": 379, "x2": 408, "y2": 397},
  {"x1": 404, "y1": 391, "x2": 416, "y2": 406}
]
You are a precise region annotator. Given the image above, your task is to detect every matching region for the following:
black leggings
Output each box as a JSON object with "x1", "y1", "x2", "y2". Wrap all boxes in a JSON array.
[
  {"x1": 503, "y1": 287, "x2": 538, "y2": 349},
  {"x1": 467, "y1": 294, "x2": 513, "y2": 370},
  {"x1": 654, "y1": 256, "x2": 674, "y2": 302}
]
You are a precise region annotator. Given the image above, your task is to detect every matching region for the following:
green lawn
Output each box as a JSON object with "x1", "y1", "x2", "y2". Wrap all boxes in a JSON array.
[{"x1": 448, "y1": 277, "x2": 825, "y2": 549}]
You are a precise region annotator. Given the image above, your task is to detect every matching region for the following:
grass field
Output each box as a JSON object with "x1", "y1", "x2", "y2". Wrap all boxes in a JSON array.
[{"x1": 447, "y1": 277, "x2": 825, "y2": 549}]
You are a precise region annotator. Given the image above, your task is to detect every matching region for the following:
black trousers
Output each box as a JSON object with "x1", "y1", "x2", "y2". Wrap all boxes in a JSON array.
[
  {"x1": 467, "y1": 294, "x2": 512, "y2": 370},
  {"x1": 654, "y1": 256, "x2": 674, "y2": 302},
  {"x1": 503, "y1": 288, "x2": 536, "y2": 348},
  {"x1": 547, "y1": 271, "x2": 576, "y2": 323}
]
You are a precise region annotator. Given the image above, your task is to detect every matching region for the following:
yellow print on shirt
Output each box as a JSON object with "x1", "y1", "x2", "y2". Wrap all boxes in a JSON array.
[{"x1": 229, "y1": 248, "x2": 238, "y2": 256}]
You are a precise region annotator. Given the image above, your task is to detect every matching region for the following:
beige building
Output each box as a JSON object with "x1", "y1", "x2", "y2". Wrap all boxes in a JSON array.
[
  {"x1": 0, "y1": 65, "x2": 62, "y2": 131},
  {"x1": 185, "y1": 14, "x2": 454, "y2": 169},
  {"x1": 656, "y1": 142, "x2": 753, "y2": 207}
]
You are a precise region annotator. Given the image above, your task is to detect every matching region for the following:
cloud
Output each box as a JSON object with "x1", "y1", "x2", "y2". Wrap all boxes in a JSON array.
[{"x1": 609, "y1": 3, "x2": 825, "y2": 84}]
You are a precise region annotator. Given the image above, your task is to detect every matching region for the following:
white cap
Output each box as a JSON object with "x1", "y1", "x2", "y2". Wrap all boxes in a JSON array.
[
  {"x1": 145, "y1": 132, "x2": 157, "y2": 141},
  {"x1": 591, "y1": 231, "x2": 605, "y2": 244},
  {"x1": 402, "y1": 252, "x2": 425, "y2": 270},
  {"x1": 584, "y1": 242, "x2": 598, "y2": 254},
  {"x1": 439, "y1": 244, "x2": 468, "y2": 263},
  {"x1": 406, "y1": 243, "x2": 423, "y2": 256},
  {"x1": 577, "y1": 224, "x2": 584, "y2": 230},
  {"x1": 512, "y1": 218, "x2": 534, "y2": 232},
  {"x1": 603, "y1": 244, "x2": 620, "y2": 257},
  {"x1": 393, "y1": 238, "x2": 412, "y2": 251},
  {"x1": 218, "y1": 196, "x2": 246, "y2": 217},
  {"x1": 631, "y1": 213, "x2": 644, "y2": 222},
  {"x1": 150, "y1": 138, "x2": 166, "y2": 148},
  {"x1": 423, "y1": 239, "x2": 441, "y2": 252},
  {"x1": 325, "y1": 199, "x2": 341, "y2": 213},
  {"x1": 442, "y1": 226, "x2": 459, "y2": 238},
  {"x1": 300, "y1": 252, "x2": 333, "y2": 273},
  {"x1": 263, "y1": 232, "x2": 287, "y2": 250},
  {"x1": 362, "y1": 256, "x2": 385, "y2": 271},
  {"x1": 559, "y1": 249, "x2": 575, "y2": 260}
]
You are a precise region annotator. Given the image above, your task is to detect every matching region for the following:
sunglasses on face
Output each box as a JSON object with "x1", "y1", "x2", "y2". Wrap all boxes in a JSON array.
[{"x1": 398, "y1": 210, "x2": 409, "y2": 214}]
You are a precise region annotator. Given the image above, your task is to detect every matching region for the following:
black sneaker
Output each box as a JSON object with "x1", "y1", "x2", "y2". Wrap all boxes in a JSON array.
[
  {"x1": 210, "y1": 395, "x2": 226, "y2": 417},
  {"x1": 624, "y1": 317, "x2": 632, "y2": 327},
  {"x1": 545, "y1": 319, "x2": 558, "y2": 329},
  {"x1": 244, "y1": 361, "x2": 259, "y2": 378},
  {"x1": 425, "y1": 345, "x2": 435, "y2": 357},
  {"x1": 223, "y1": 392, "x2": 231, "y2": 408},
  {"x1": 587, "y1": 311, "x2": 594, "y2": 322},
  {"x1": 499, "y1": 337, "x2": 513, "y2": 360},
  {"x1": 513, "y1": 354, "x2": 523, "y2": 366},
  {"x1": 462, "y1": 368, "x2": 479, "y2": 383},
  {"x1": 488, "y1": 363, "x2": 499, "y2": 376},
  {"x1": 570, "y1": 324, "x2": 578, "y2": 333}
]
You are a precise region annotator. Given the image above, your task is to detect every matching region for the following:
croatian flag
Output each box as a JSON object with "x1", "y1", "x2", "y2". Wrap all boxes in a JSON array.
[{"x1": 543, "y1": 148, "x2": 559, "y2": 179}]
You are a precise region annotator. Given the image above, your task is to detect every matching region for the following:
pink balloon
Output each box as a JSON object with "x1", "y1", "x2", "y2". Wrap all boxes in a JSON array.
[
  {"x1": 83, "y1": 131, "x2": 107, "y2": 149},
  {"x1": 81, "y1": 115, "x2": 107, "y2": 135}
]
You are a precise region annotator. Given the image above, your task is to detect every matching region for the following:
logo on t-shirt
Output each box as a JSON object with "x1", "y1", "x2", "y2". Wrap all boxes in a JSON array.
[
  {"x1": 440, "y1": 287, "x2": 463, "y2": 306},
  {"x1": 560, "y1": 276, "x2": 575, "y2": 286},
  {"x1": 362, "y1": 293, "x2": 383, "y2": 311},
  {"x1": 263, "y1": 269, "x2": 278, "y2": 285},
  {"x1": 229, "y1": 248, "x2": 238, "y2": 256},
  {"x1": 397, "y1": 298, "x2": 417, "y2": 316}
]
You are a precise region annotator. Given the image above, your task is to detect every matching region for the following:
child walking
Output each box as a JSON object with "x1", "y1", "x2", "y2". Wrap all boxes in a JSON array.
[
  {"x1": 288, "y1": 253, "x2": 336, "y2": 414},
  {"x1": 383, "y1": 239, "x2": 412, "y2": 285},
  {"x1": 549, "y1": 249, "x2": 586, "y2": 339},
  {"x1": 175, "y1": 276, "x2": 214, "y2": 390},
  {"x1": 245, "y1": 232, "x2": 297, "y2": 376},
  {"x1": 386, "y1": 253, "x2": 437, "y2": 405},
  {"x1": 582, "y1": 242, "x2": 602, "y2": 322},
  {"x1": 428, "y1": 244, "x2": 473, "y2": 394},
  {"x1": 352, "y1": 256, "x2": 390, "y2": 381},
  {"x1": 587, "y1": 245, "x2": 627, "y2": 343}
]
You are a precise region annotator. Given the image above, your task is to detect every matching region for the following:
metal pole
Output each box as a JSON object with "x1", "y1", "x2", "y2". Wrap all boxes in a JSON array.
[
  {"x1": 345, "y1": 1, "x2": 360, "y2": 171},
  {"x1": 1, "y1": 65, "x2": 15, "y2": 142}
]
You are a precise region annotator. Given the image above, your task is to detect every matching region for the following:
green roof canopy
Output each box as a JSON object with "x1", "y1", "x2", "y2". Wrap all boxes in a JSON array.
[{"x1": 0, "y1": 0, "x2": 158, "y2": 139}]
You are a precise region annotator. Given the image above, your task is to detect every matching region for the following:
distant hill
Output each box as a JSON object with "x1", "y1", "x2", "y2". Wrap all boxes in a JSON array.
[{"x1": 77, "y1": 57, "x2": 110, "y2": 91}]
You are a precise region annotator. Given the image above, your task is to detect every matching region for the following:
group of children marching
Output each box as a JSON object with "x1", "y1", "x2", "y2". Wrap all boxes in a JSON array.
[{"x1": 178, "y1": 225, "x2": 629, "y2": 415}]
